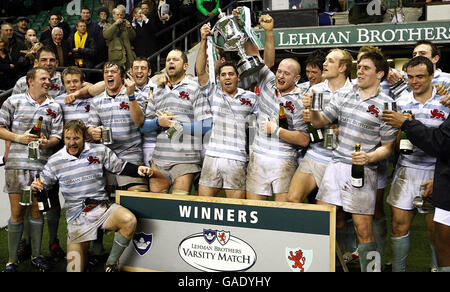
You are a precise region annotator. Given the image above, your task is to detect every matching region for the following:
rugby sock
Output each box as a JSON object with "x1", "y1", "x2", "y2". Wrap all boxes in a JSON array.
[
  {"x1": 345, "y1": 219, "x2": 357, "y2": 253},
  {"x1": 29, "y1": 217, "x2": 44, "y2": 258},
  {"x1": 438, "y1": 266, "x2": 450, "y2": 272},
  {"x1": 7, "y1": 220, "x2": 24, "y2": 263},
  {"x1": 106, "y1": 232, "x2": 131, "y2": 265},
  {"x1": 22, "y1": 207, "x2": 31, "y2": 245},
  {"x1": 430, "y1": 244, "x2": 438, "y2": 271},
  {"x1": 46, "y1": 211, "x2": 60, "y2": 245},
  {"x1": 336, "y1": 226, "x2": 347, "y2": 253},
  {"x1": 358, "y1": 242, "x2": 379, "y2": 272},
  {"x1": 372, "y1": 216, "x2": 387, "y2": 258},
  {"x1": 92, "y1": 230, "x2": 105, "y2": 256},
  {"x1": 172, "y1": 189, "x2": 189, "y2": 196},
  {"x1": 391, "y1": 233, "x2": 410, "y2": 272}
]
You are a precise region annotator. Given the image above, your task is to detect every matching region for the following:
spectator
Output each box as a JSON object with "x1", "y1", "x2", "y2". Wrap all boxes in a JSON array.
[
  {"x1": 42, "y1": 27, "x2": 73, "y2": 68},
  {"x1": 140, "y1": 0, "x2": 155, "y2": 18},
  {"x1": 98, "y1": 7, "x2": 110, "y2": 29},
  {"x1": 21, "y1": 29, "x2": 42, "y2": 65},
  {"x1": 67, "y1": 20, "x2": 96, "y2": 68},
  {"x1": 0, "y1": 35, "x2": 16, "y2": 90},
  {"x1": 103, "y1": 7, "x2": 136, "y2": 70},
  {"x1": 13, "y1": 17, "x2": 30, "y2": 42},
  {"x1": 1, "y1": 23, "x2": 28, "y2": 78},
  {"x1": 40, "y1": 12, "x2": 71, "y2": 44},
  {"x1": 79, "y1": 6, "x2": 107, "y2": 65},
  {"x1": 131, "y1": 7, "x2": 158, "y2": 62},
  {"x1": 196, "y1": 0, "x2": 220, "y2": 24}
]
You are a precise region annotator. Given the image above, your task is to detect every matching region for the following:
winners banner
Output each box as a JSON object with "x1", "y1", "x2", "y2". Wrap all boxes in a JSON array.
[{"x1": 117, "y1": 192, "x2": 336, "y2": 272}]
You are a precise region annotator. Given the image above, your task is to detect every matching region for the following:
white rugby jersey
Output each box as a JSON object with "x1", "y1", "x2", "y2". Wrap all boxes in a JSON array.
[
  {"x1": 252, "y1": 66, "x2": 308, "y2": 160},
  {"x1": 202, "y1": 81, "x2": 258, "y2": 162},
  {"x1": 87, "y1": 86, "x2": 146, "y2": 163},
  {"x1": 397, "y1": 88, "x2": 450, "y2": 170},
  {"x1": 322, "y1": 87, "x2": 398, "y2": 169},
  {"x1": 41, "y1": 143, "x2": 125, "y2": 223},
  {"x1": 55, "y1": 94, "x2": 93, "y2": 124},
  {"x1": 13, "y1": 72, "x2": 65, "y2": 98},
  {"x1": 305, "y1": 78, "x2": 353, "y2": 164},
  {"x1": 136, "y1": 80, "x2": 157, "y2": 150},
  {"x1": 146, "y1": 76, "x2": 209, "y2": 167},
  {"x1": 0, "y1": 93, "x2": 63, "y2": 170}
]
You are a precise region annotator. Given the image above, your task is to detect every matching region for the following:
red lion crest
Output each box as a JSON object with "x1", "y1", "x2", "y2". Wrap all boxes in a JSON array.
[
  {"x1": 85, "y1": 105, "x2": 90, "y2": 112},
  {"x1": 431, "y1": 109, "x2": 446, "y2": 121},
  {"x1": 288, "y1": 250, "x2": 306, "y2": 272},
  {"x1": 120, "y1": 102, "x2": 129, "y2": 110},
  {"x1": 285, "y1": 101, "x2": 295, "y2": 114},
  {"x1": 46, "y1": 108, "x2": 57, "y2": 118},
  {"x1": 179, "y1": 91, "x2": 190, "y2": 100},
  {"x1": 87, "y1": 156, "x2": 100, "y2": 164},
  {"x1": 240, "y1": 98, "x2": 252, "y2": 106},
  {"x1": 367, "y1": 104, "x2": 380, "y2": 118}
]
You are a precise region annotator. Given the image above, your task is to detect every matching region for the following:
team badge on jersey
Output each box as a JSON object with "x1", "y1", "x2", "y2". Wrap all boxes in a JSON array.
[
  {"x1": 133, "y1": 232, "x2": 153, "y2": 256},
  {"x1": 120, "y1": 102, "x2": 130, "y2": 110},
  {"x1": 430, "y1": 109, "x2": 446, "y2": 121},
  {"x1": 46, "y1": 108, "x2": 57, "y2": 118},
  {"x1": 240, "y1": 97, "x2": 252, "y2": 106},
  {"x1": 179, "y1": 91, "x2": 190, "y2": 100},
  {"x1": 87, "y1": 156, "x2": 100, "y2": 164},
  {"x1": 285, "y1": 101, "x2": 295, "y2": 114},
  {"x1": 367, "y1": 105, "x2": 380, "y2": 118},
  {"x1": 285, "y1": 247, "x2": 313, "y2": 272},
  {"x1": 85, "y1": 105, "x2": 90, "y2": 112}
]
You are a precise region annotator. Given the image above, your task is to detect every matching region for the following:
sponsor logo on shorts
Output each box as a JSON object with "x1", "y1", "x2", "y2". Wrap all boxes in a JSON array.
[{"x1": 178, "y1": 229, "x2": 257, "y2": 272}]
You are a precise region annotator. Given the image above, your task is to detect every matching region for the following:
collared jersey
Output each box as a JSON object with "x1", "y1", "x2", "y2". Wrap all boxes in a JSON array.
[
  {"x1": 55, "y1": 94, "x2": 93, "y2": 124},
  {"x1": 202, "y1": 81, "x2": 258, "y2": 162},
  {"x1": 13, "y1": 72, "x2": 66, "y2": 98},
  {"x1": 145, "y1": 76, "x2": 207, "y2": 167},
  {"x1": 305, "y1": 78, "x2": 354, "y2": 164},
  {"x1": 87, "y1": 86, "x2": 146, "y2": 162},
  {"x1": 397, "y1": 88, "x2": 450, "y2": 170},
  {"x1": 322, "y1": 87, "x2": 398, "y2": 168},
  {"x1": 0, "y1": 93, "x2": 63, "y2": 170},
  {"x1": 41, "y1": 143, "x2": 125, "y2": 223},
  {"x1": 252, "y1": 66, "x2": 308, "y2": 160}
]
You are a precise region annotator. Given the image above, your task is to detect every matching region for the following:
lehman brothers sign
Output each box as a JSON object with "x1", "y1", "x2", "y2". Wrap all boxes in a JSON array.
[{"x1": 255, "y1": 20, "x2": 450, "y2": 49}]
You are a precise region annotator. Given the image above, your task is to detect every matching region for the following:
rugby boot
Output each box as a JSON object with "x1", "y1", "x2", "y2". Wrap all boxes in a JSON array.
[
  {"x1": 17, "y1": 239, "x2": 32, "y2": 263},
  {"x1": 31, "y1": 256, "x2": 52, "y2": 272},
  {"x1": 3, "y1": 263, "x2": 18, "y2": 272},
  {"x1": 104, "y1": 263, "x2": 120, "y2": 272},
  {"x1": 49, "y1": 239, "x2": 66, "y2": 261}
]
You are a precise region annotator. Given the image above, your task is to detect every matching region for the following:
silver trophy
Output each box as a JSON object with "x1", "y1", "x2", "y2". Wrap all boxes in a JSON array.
[{"x1": 212, "y1": 9, "x2": 263, "y2": 78}]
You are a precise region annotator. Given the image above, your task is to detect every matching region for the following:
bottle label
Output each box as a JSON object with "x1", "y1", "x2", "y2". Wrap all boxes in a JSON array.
[
  {"x1": 400, "y1": 139, "x2": 413, "y2": 151},
  {"x1": 309, "y1": 133, "x2": 315, "y2": 143},
  {"x1": 38, "y1": 202, "x2": 44, "y2": 211},
  {"x1": 351, "y1": 177, "x2": 363, "y2": 187},
  {"x1": 317, "y1": 129, "x2": 323, "y2": 140}
]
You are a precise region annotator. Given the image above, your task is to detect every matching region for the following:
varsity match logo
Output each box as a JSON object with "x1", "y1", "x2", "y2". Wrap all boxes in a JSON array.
[
  {"x1": 285, "y1": 247, "x2": 313, "y2": 272},
  {"x1": 203, "y1": 229, "x2": 217, "y2": 244},
  {"x1": 133, "y1": 232, "x2": 153, "y2": 256}
]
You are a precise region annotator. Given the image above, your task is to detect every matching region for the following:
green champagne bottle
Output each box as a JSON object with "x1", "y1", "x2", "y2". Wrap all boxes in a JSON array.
[
  {"x1": 279, "y1": 103, "x2": 289, "y2": 129},
  {"x1": 399, "y1": 111, "x2": 413, "y2": 155},
  {"x1": 35, "y1": 174, "x2": 51, "y2": 213},
  {"x1": 29, "y1": 116, "x2": 43, "y2": 136},
  {"x1": 305, "y1": 108, "x2": 323, "y2": 143},
  {"x1": 351, "y1": 143, "x2": 364, "y2": 188}
]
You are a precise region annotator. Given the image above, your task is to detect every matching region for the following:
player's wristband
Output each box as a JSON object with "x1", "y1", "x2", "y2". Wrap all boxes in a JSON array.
[
  {"x1": 128, "y1": 95, "x2": 136, "y2": 102},
  {"x1": 274, "y1": 127, "x2": 281, "y2": 137}
]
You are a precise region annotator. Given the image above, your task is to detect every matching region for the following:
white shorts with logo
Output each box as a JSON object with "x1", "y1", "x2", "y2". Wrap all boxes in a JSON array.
[
  {"x1": 316, "y1": 162, "x2": 377, "y2": 215},
  {"x1": 199, "y1": 156, "x2": 247, "y2": 190},
  {"x1": 67, "y1": 203, "x2": 121, "y2": 245},
  {"x1": 296, "y1": 155, "x2": 328, "y2": 187},
  {"x1": 246, "y1": 152, "x2": 297, "y2": 197},
  {"x1": 434, "y1": 207, "x2": 450, "y2": 227},
  {"x1": 386, "y1": 166, "x2": 434, "y2": 211},
  {"x1": 377, "y1": 158, "x2": 389, "y2": 190}
]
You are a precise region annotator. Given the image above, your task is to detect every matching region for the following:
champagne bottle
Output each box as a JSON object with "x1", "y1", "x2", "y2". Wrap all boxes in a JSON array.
[
  {"x1": 29, "y1": 116, "x2": 43, "y2": 136},
  {"x1": 351, "y1": 143, "x2": 364, "y2": 188},
  {"x1": 35, "y1": 174, "x2": 51, "y2": 213},
  {"x1": 399, "y1": 111, "x2": 413, "y2": 155},
  {"x1": 305, "y1": 108, "x2": 324, "y2": 143},
  {"x1": 279, "y1": 103, "x2": 289, "y2": 129}
]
